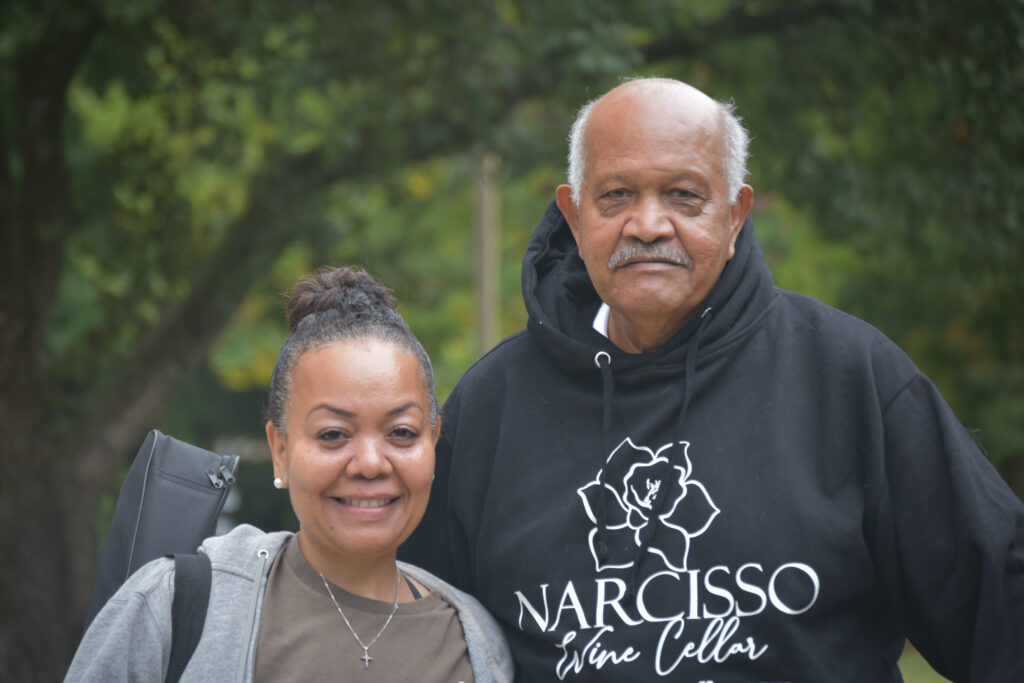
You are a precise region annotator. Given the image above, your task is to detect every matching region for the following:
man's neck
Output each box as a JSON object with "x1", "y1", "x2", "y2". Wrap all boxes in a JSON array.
[{"x1": 606, "y1": 307, "x2": 690, "y2": 354}]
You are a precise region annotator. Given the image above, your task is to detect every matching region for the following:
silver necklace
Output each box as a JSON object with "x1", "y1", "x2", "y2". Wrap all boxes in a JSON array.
[{"x1": 318, "y1": 568, "x2": 401, "y2": 670}]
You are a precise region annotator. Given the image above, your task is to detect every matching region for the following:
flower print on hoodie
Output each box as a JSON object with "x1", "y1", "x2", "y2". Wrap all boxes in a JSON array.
[{"x1": 578, "y1": 438, "x2": 720, "y2": 573}]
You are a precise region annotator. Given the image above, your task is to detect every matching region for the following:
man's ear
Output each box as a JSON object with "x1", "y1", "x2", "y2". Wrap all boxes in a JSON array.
[
  {"x1": 555, "y1": 184, "x2": 582, "y2": 248},
  {"x1": 266, "y1": 420, "x2": 287, "y2": 484},
  {"x1": 727, "y1": 184, "x2": 754, "y2": 259}
]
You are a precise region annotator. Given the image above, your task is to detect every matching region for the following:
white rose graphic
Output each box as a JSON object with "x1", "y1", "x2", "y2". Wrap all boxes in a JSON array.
[{"x1": 578, "y1": 438, "x2": 720, "y2": 572}]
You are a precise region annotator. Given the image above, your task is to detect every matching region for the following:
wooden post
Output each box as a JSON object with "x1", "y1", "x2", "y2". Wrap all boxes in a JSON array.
[{"x1": 475, "y1": 149, "x2": 501, "y2": 356}]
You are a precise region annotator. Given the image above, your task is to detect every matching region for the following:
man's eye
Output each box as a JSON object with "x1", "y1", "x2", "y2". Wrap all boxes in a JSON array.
[
  {"x1": 670, "y1": 189, "x2": 697, "y2": 200},
  {"x1": 605, "y1": 189, "x2": 629, "y2": 199}
]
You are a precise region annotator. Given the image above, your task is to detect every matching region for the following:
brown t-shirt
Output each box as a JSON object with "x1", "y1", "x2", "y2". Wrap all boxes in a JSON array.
[{"x1": 253, "y1": 537, "x2": 474, "y2": 682}]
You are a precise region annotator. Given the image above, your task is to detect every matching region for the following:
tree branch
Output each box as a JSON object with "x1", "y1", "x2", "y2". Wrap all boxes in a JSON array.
[
  {"x1": 642, "y1": 2, "x2": 856, "y2": 63},
  {"x1": 65, "y1": 98, "x2": 488, "y2": 494},
  {"x1": 59, "y1": 0, "x2": 846, "y2": 500}
]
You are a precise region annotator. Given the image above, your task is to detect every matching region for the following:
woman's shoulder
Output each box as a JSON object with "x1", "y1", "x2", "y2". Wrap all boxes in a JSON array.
[
  {"x1": 93, "y1": 525, "x2": 288, "y2": 611},
  {"x1": 397, "y1": 562, "x2": 497, "y2": 626},
  {"x1": 101, "y1": 552, "x2": 176, "y2": 608},
  {"x1": 397, "y1": 561, "x2": 513, "y2": 680},
  {"x1": 396, "y1": 562, "x2": 468, "y2": 601}
]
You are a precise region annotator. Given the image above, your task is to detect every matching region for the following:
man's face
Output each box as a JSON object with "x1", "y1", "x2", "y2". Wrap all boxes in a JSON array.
[{"x1": 556, "y1": 85, "x2": 752, "y2": 351}]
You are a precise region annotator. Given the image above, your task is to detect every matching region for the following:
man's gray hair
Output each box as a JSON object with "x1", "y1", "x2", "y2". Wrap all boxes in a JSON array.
[{"x1": 566, "y1": 82, "x2": 750, "y2": 205}]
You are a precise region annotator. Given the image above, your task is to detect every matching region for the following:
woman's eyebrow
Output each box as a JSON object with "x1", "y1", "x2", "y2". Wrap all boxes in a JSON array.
[
  {"x1": 310, "y1": 402, "x2": 422, "y2": 417},
  {"x1": 387, "y1": 401, "x2": 423, "y2": 416},
  {"x1": 311, "y1": 404, "x2": 355, "y2": 418}
]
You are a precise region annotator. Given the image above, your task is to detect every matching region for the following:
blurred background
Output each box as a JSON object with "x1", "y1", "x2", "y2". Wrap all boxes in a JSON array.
[{"x1": 2, "y1": 1, "x2": 1021, "y2": 680}]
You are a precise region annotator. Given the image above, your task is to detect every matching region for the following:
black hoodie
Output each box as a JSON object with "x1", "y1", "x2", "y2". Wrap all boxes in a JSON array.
[{"x1": 403, "y1": 201, "x2": 1024, "y2": 681}]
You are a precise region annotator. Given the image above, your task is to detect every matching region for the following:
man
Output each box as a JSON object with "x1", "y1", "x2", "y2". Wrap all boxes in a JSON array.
[{"x1": 402, "y1": 78, "x2": 1024, "y2": 680}]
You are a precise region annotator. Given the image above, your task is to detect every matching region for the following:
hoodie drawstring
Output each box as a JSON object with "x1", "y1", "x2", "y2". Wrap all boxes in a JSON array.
[
  {"x1": 593, "y1": 350, "x2": 613, "y2": 563},
  {"x1": 594, "y1": 307, "x2": 713, "y2": 598},
  {"x1": 681, "y1": 306, "x2": 712, "y2": 422}
]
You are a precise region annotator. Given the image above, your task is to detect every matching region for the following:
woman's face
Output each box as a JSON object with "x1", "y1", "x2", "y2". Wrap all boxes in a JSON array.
[{"x1": 267, "y1": 338, "x2": 438, "y2": 569}]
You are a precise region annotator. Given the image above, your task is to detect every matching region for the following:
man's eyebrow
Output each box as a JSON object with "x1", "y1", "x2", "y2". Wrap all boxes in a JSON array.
[{"x1": 669, "y1": 172, "x2": 711, "y2": 188}]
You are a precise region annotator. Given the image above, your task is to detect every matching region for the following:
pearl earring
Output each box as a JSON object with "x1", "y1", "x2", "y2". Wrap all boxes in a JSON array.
[{"x1": 273, "y1": 477, "x2": 284, "y2": 489}]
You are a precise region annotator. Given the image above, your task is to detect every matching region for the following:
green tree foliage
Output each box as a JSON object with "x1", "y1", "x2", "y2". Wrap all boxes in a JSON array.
[
  {"x1": 706, "y1": 1, "x2": 1024, "y2": 475},
  {"x1": 1, "y1": 2, "x2": 624, "y2": 677},
  {"x1": 1, "y1": 1, "x2": 1021, "y2": 679}
]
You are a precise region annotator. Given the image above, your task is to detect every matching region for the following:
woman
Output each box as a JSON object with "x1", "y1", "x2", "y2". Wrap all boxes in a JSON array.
[{"x1": 66, "y1": 267, "x2": 513, "y2": 682}]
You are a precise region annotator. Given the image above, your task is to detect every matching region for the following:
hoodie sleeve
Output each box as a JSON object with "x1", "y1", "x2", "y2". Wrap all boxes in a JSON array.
[
  {"x1": 872, "y1": 373, "x2": 1024, "y2": 681},
  {"x1": 64, "y1": 561, "x2": 173, "y2": 682}
]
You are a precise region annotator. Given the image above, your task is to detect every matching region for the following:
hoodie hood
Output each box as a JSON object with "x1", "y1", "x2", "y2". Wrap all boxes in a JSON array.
[
  {"x1": 521, "y1": 199, "x2": 777, "y2": 595},
  {"x1": 522, "y1": 199, "x2": 775, "y2": 376}
]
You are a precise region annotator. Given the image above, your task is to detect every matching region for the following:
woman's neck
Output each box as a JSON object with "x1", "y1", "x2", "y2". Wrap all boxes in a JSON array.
[{"x1": 296, "y1": 532, "x2": 402, "y2": 603}]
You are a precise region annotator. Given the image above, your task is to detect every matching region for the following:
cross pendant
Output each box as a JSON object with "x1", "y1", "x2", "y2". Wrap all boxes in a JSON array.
[{"x1": 360, "y1": 648, "x2": 373, "y2": 669}]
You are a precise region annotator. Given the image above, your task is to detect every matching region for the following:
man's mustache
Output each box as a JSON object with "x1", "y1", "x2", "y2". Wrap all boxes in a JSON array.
[{"x1": 607, "y1": 244, "x2": 693, "y2": 269}]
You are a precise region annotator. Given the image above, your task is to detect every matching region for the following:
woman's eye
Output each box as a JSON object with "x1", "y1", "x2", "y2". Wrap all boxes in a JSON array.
[
  {"x1": 318, "y1": 428, "x2": 347, "y2": 442},
  {"x1": 391, "y1": 426, "x2": 420, "y2": 440}
]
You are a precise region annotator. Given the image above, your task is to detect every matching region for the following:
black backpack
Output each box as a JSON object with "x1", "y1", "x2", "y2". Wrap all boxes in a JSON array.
[{"x1": 85, "y1": 430, "x2": 239, "y2": 681}]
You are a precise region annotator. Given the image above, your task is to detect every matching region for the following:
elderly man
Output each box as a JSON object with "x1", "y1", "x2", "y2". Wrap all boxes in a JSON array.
[{"x1": 403, "y1": 78, "x2": 1024, "y2": 680}]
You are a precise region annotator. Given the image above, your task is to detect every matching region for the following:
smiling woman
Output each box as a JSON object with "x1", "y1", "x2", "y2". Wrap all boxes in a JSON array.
[
  {"x1": 267, "y1": 339, "x2": 437, "y2": 584},
  {"x1": 65, "y1": 267, "x2": 513, "y2": 682}
]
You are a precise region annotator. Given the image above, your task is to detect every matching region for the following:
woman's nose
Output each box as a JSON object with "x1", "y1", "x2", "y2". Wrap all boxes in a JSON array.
[{"x1": 344, "y1": 439, "x2": 392, "y2": 478}]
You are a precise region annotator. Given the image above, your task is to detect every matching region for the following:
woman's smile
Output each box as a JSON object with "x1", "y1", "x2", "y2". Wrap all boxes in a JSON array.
[{"x1": 334, "y1": 496, "x2": 399, "y2": 509}]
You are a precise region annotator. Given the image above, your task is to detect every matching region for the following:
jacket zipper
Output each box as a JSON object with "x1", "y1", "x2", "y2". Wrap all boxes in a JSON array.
[{"x1": 242, "y1": 547, "x2": 271, "y2": 682}]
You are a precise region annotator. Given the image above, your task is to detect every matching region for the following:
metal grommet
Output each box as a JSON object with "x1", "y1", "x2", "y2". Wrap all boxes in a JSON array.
[
  {"x1": 594, "y1": 351, "x2": 611, "y2": 369},
  {"x1": 257, "y1": 549, "x2": 270, "y2": 559}
]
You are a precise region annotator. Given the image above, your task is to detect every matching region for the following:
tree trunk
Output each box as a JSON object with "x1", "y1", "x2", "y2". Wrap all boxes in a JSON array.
[
  {"x1": 0, "y1": 442, "x2": 94, "y2": 682},
  {"x1": 0, "y1": 10, "x2": 105, "y2": 679}
]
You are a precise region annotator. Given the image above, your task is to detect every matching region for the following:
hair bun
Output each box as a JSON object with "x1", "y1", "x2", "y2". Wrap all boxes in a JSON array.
[{"x1": 285, "y1": 266, "x2": 397, "y2": 333}]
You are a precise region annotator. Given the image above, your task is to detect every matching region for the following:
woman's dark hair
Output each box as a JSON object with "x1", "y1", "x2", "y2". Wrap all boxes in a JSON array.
[{"x1": 265, "y1": 266, "x2": 439, "y2": 433}]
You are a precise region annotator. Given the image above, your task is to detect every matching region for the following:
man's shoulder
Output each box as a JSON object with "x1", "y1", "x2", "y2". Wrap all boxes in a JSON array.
[
  {"x1": 458, "y1": 328, "x2": 539, "y2": 380},
  {"x1": 772, "y1": 288, "x2": 918, "y2": 373},
  {"x1": 443, "y1": 328, "x2": 550, "y2": 415},
  {"x1": 776, "y1": 289, "x2": 895, "y2": 341}
]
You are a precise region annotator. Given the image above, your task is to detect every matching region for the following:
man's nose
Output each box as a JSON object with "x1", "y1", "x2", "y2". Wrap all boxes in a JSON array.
[
  {"x1": 622, "y1": 195, "x2": 674, "y2": 243},
  {"x1": 345, "y1": 439, "x2": 392, "y2": 478}
]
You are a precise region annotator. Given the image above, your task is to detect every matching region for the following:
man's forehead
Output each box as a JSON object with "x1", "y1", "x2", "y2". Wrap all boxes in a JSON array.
[
  {"x1": 586, "y1": 83, "x2": 721, "y2": 149},
  {"x1": 583, "y1": 91, "x2": 723, "y2": 174},
  {"x1": 597, "y1": 80, "x2": 719, "y2": 121}
]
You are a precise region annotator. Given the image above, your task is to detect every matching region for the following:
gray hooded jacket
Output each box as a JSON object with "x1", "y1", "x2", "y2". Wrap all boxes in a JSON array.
[{"x1": 66, "y1": 524, "x2": 513, "y2": 682}]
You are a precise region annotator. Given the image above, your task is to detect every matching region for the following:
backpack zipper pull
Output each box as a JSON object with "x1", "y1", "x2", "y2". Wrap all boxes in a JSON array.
[{"x1": 206, "y1": 464, "x2": 235, "y2": 488}]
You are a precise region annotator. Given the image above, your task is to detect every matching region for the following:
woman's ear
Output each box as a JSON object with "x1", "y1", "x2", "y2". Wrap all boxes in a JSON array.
[
  {"x1": 266, "y1": 420, "x2": 288, "y2": 485},
  {"x1": 431, "y1": 418, "x2": 442, "y2": 446}
]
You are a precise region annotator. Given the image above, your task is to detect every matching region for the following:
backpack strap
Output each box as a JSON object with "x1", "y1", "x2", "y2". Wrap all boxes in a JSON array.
[{"x1": 166, "y1": 553, "x2": 212, "y2": 683}]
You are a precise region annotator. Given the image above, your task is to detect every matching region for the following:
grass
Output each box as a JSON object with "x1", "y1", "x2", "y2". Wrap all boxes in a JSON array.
[{"x1": 898, "y1": 645, "x2": 950, "y2": 683}]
